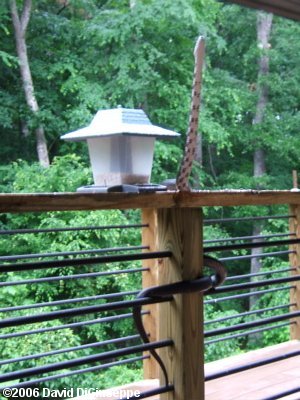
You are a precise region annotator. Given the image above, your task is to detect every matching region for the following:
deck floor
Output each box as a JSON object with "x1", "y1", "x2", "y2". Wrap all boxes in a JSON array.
[
  {"x1": 72, "y1": 341, "x2": 300, "y2": 400},
  {"x1": 205, "y1": 340, "x2": 300, "y2": 400}
]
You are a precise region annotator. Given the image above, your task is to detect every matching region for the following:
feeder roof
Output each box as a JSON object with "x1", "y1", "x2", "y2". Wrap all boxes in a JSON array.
[{"x1": 61, "y1": 107, "x2": 180, "y2": 141}]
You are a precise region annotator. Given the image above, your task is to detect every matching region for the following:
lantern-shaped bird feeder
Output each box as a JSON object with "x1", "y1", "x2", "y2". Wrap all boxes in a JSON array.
[{"x1": 61, "y1": 107, "x2": 179, "y2": 192}]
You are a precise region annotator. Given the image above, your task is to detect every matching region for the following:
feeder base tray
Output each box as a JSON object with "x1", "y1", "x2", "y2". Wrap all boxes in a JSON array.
[{"x1": 77, "y1": 184, "x2": 167, "y2": 193}]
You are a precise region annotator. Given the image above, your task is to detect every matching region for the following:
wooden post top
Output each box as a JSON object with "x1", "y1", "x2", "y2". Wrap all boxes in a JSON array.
[{"x1": 1, "y1": 190, "x2": 300, "y2": 212}]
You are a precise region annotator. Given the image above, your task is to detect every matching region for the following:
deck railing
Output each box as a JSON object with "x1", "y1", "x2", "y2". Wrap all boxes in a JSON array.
[
  {"x1": 203, "y1": 212, "x2": 300, "y2": 390},
  {"x1": 204, "y1": 213, "x2": 298, "y2": 345},
  {"x1": 1, "y1": 190, "x2": 300, "y2": 399}
]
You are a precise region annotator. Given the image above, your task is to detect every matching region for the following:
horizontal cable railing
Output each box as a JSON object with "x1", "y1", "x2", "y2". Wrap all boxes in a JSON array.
[
  {"x1": 204, "y1": 237, "x2": 300, "y2": 252},
  {"x1": 0, "y1": 245, "x2": 149, "y2": 262},
  {"x1": 0, "y1": 340, "x2": 173, "y2": 384},
  {"x1": 0, "y1": 334, "x2": 141, "y2": 366},
  {"x1": 205, "y1": 311, "x2": 300, "y2": 338},
  {"x1": 1, "y1": 204, "x2": 299, "y2": 399},
  {"x1": 204, "y1": 232, "x2": 295, "y2": 244},
  {"x1": 203, "y1": 208, "x2": 299, "y2": 390},
  {"x1": 204, "y1": 303, "x2": 293, "y2": 325},
  {"x1": 205, "y1": 286, "x2": 292, "y2": 304},
  {"x1": 205, "y1": 322, "x2": 293, "y2": 345},
  {"x1": 0, "y1": 216, "x2": 174, "y2": 399},
  {"x1": 0, "y1": 356, "x2": 150, "y2": 390},
  {"x1": 0, "y1": 296, "x2": 174, "y2": 329},
  {"x1": 0, "y1": 214, "x2": 183, "y2": 398},
  {"x1": 0, "y1": 268, "x2": 148, "y2": 286},
  {"x1": 204, "y1": 214, "x2": 294, "y2": 224},
  {"x1": 0, "y1": 313, "x2": 149, "y2": 340},
  {"x1": 0, "y1": 223, "x2": 148, "y2": 235},
  {"x1": 211, "y1": 275, "x2": 300, "y2": 293},
  {"x1": 0, "y1": 250, "x2": 172, "y2": 272},
  {"x1": 205, "y1": 347, "x2": 300, "y2": 381},
  {"x1": 225, "y1": 267, "x2": 295, "y2": 281},
  {"x1": 0, "y1": 290, "x2": 140, "y2": 312}
]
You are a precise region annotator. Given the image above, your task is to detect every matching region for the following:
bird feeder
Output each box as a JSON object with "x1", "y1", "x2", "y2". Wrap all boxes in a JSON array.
[{"x1": 61, "y1": 107, "x2": 179, "y2": 191}]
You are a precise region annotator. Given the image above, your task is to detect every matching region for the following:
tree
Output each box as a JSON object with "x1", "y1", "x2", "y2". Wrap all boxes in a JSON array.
[
  {"x1": 0, "y1": 0, "x2": 298, "y2": 185},
  {"x1": 250, "y1": 12, "x2": 273, "y2": 315},
  {"x1": 252, "y1": 12, "x2": 273, "y2": 181},
  {"x1": 9, "y1": 0, "x2": 50, "y2": 167}
]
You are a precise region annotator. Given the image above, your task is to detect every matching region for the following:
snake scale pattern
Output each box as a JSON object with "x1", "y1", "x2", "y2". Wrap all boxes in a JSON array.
[{"x1": 176, "y1": 36, "x2": 205, "y2": 191}]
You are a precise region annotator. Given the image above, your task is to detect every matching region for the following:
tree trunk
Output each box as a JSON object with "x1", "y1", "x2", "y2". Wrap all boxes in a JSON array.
[
  {"x1": 252, "y1": 12, "x2": 272, "y2": 182},
  {"x1": 129, "y1": 0, "x2": 136, "y2": 8},
  {"x1": 249, "y1": 12, "x2": 273, "y2": 335},
  {"x1": 9, "y1": 0, "x2": 50, "y2": 167}
]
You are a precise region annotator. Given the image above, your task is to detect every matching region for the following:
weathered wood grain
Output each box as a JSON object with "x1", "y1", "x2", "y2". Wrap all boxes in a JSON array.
[
  {"x1": 157, "y1": 208, "x2": 204, "y2": 400},
  {"x1": 1, "y1": 190, "x2": 300, "y2": 212},
  {"x1": 141, "y1": 209, "x2": 159, "y2": 379},
  {"x1": 289, "y1": 205, "x2": 300, "y2": 340}
]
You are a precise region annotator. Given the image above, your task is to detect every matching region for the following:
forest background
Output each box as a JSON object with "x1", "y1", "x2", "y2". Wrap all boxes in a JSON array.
[{"x1": 0, "y1": 0, "x2": 299, "y2": 393}]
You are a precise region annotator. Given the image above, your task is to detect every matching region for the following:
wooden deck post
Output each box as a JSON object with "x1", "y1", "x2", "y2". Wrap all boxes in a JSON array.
[
  {"x1": 156, "y1": 208, "x2": 204, "y2": 400},
  {"x1": 289, "y1": 205, "x2": 300, "y2": 339},
  {"x1": 141, "y1": 208, "x2": 204, "y2": 398},
  {"x1": 141, "y1": 209, "x2": 159, "y2": 379}
]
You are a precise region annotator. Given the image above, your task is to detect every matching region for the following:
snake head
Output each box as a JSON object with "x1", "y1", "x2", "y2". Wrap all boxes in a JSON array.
[{"x1": 203, "y1": 255, "x2": 227, "y2": 288}]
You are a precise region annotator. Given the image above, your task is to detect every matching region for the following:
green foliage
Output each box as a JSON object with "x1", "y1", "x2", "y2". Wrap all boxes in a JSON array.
[
  {"x1": 203, "y1": 203, "x2": 292, "y2": 361},
  {"x1": 0, "y1": 155, "x2": 143, "y2": 391},
  {"x1": 0, "y1": 324, "x2": 80, "y2": 374},
  {"x1": 152, "y1": 141, "x2": 182, "y2": 182},
  {"x1": 204, "y1": 306, "x2": 243, "y2": 362},
  {"x1": 96, "y1": 364, "x2": 143, "y2": 390},
  {"x1": 0, "y1": 51, "x2": 18, "y2": 67},
  {"x1": 0, "y1": 0, "x2": 299, "y2": 393},
  {"x1": 11, "y1": 154, "x2": 92, "y2": 193},
  {"x1": 1, "y1": 0, "x2": 299, "y2": 190}
]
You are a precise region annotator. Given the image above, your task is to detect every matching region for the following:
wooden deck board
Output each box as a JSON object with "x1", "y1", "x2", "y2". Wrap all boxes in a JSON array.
[
  {"x1": 71, "y1": 341, "x2": 300, "y2": 400},
  {"x1": 205, "y1": 341, "x2": 300, "y2": 400},
  {"x1": 1, "y1": 190, "x2": 300, "y2": 212}
]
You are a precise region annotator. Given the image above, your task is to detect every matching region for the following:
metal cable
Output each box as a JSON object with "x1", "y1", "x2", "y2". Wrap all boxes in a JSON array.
[
  {"x1": 204, "y1": 238, "x2": 300, "y2": 253},
  {"x1": 0, "y1": 340, "x2": 172, "y2": 383},
  {"x1": 0, "y1": 355, "x2": 148, "y2": 391},
  {"x1": 0, "y1": 290, "x2": 139, "y2": 313},
  {"x1": 262, "y1": 386, "x2": 300, "y2": 400},
  {"x1": 212, "y1": 274, "x2": 300, "y2": 294},
  {"x1": 0, "y1": 268, "x2": 148, "y2": 287},
  {"x1": 0, "y1": 223, "x2": 148, "y2": 236},
  {"x1": 0, "y1": 334, "x2": 140, "y2": 366},
  {"x1": 204, "y1": 286, "x2": 292, "y2": 304},
  {"x1": 219, "y1": 250, "x2": 293, "y2": 262},
  {"x1": 205, "y1": 321, "x2": 293, "y2": 345},
  {"x1": 226, "y1": 267, "x2": 294, "y2": 281},
  {"x1": 204, "y1": 232, "x2": 295, "y2": 244},
  {"x1": 204, "y1": 303, "x2": 293, "y2": 325},
  {"x1": 204, "y1": 215, "x2": 294, "y2": 224},
  {"x1": 0, "y1": 245, "x2": 148, "y2": 262},
  {"x1": 205, "y1": 338, "x2": 299, "y2": 380},
  {"x1": 0, "y1": 297, "x2": 171, "y2": 329},
  {"x1": 0, "y1": 251, "x2": 172, "y2": 272},
  {"x1": 204, "y1": 310, "x2": 300, "y2": 338},
  {"x1": 0, "y1": 312, "x2": 147, "y2": 339}
]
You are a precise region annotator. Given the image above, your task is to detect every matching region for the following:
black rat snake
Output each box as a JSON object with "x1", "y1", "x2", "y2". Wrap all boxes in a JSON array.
[
  {"x1": 176, "y1": 36, "x2": 205, "y2": 191},
  {"x1": 132, "y1": 37, "x2": 218, "y2": 389},
  {"x1": 132, "y1": 255, "x2": 227, "y2": 385}
]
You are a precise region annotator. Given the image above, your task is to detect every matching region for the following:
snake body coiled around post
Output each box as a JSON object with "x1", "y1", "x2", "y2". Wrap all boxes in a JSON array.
[{"x1": 132, "y1": 255, "x2": 227, "y2": 385}]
